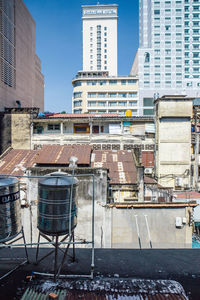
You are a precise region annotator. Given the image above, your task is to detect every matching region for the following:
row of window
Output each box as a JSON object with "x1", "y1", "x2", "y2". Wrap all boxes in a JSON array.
[
  {"x1": 87, "y1": 92, "x2": 138, "y2": 98},
  {"x1": 73, "y1": 79, "x2": 137, "y2": 87},
  {"x1": 87, "y1": 110, "x2": 138, "y2": 115},
  {"x1": 143, "y1": 81, "x2": 200, "y2": 87},
  {"x1": 87, "y1": 101, "x2": 137, "y2": 107}
]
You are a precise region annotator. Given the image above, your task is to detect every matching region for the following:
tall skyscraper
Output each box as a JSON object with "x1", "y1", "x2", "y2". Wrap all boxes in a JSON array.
[
  {"x1": 82, "y1": 4, "x2": 118, "y2": 76},
  {"x1": 130, "y1": 0, "x2": 200, "y2": 116},
  {"x1": 0, "y1": 0, "x2": 44, "y2": 111}
]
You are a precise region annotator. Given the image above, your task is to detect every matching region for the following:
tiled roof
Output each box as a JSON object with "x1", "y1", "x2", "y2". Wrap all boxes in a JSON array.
[
  {"x1": 91, "y1": 150, "x2": 137, "y2": 184},
  {"x1": 35, "y1": 144, "x2": 92, "y2": 165},
  {"x1": 48, "y1": 113, "x2": 119, "y2": 118}
]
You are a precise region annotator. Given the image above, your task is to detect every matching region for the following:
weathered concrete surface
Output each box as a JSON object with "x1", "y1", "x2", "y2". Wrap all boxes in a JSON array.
[
  {"x1": 22, "y1": 165, "x2": 193, "y2": 249},
  {"x1": 155, "y1": 97, "x2": 193, "y2": 188},
  {"x1": 0, "y1": 248, "x2": 200, "y2": 299}
]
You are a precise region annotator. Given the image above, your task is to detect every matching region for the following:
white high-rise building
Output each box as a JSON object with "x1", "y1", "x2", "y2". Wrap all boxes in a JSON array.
[
  {"x1": 82, "y1": 4, "x2": 118, "y2": 76},
  {"x1": 130, "y1": 0, "x2": 200, "y2": 116}
]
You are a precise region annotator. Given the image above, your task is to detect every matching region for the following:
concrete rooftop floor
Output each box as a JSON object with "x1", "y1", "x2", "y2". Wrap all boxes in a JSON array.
[{"x1": 0, "y1": 248, "x2": 200, "y2": 299}]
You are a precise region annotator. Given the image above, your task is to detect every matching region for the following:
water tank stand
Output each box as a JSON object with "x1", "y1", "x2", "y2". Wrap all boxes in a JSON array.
[
  {"x1": 0, "y1": 227, "x2": 29, "y2": 280},
  {"x1": 35, "y1": 231, "x2": 75, "y2": 281}
]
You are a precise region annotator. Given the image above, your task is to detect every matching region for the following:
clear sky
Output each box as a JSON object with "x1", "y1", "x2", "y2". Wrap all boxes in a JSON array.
[{"x1": 23, "y1": 0, "x2": 139, "y2": 113}]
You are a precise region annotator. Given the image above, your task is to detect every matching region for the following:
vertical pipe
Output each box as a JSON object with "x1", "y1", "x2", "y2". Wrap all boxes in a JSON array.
[
  {"x1": 134, "y1": 215, "x2": 141, "y2": 249},
  {"x1": 91, "y1": 174, "x2": 95, "y2": 279},
  {"x1": 144, "y1": 215, "x2": 152, "y2": 249}
]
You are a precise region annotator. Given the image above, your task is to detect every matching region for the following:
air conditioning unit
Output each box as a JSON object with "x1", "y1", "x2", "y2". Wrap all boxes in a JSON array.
[
  {"x1": 184, "y1": 184, "x2": 189, "y2": 190},
  {"x1": 144, "y1": 168, "x2": 153, "y2": 174},
  {"x1": 175, "y1": 177, "x2": 183, "y2": 187}
]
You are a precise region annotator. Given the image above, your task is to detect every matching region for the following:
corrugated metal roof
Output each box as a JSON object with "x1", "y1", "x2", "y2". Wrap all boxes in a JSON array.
[
  {"x1": 91, "y1": 150, "x2": 137, "y2": 184},
  {"x1": 142, "y1": 151, "x2": 154, "y2": 167},
  {"x1": 20, "y1": 279, "x2": 188, "y2": 300},
  {"x1": 109, "y1": 203, "x2": 197, "y2": 208},
  {"x1": 173, "y1": 191, "x2": 200, "y2": 200},
  {"x1": 36, "y1": 144, "x2": 92, "y2": 165},
  {"x1": 0, "y1": 149, "x2": 39, "y2": 175}
]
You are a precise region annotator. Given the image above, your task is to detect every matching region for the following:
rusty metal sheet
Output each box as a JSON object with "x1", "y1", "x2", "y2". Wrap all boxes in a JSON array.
[
  {"x1": 20, "y1": 279, "x2": 188, "y2": 300},
  {"x1": 0, "y1": 149, "x2": 39, "y2": 175},
  {"x1": 142, "y1": 151, "x2": 154, "y2": 167},
  {"x1": 36, "y1": 144, "x2": 92, "y2": 165},
  {"x1": 91, "y1": 150, "x2": 137, "y2": 184}
]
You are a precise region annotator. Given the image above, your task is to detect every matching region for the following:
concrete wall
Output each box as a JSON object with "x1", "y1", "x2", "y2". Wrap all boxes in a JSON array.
[
  {"x1": 24, "y1": 167, "x2": 108, "y2": 248},
  {"x1": 155, "y1": 98, "x2": 193, "y2": 188},
  {"x1": 0, "y1": 114, "x2": 11, "y2": 154},
  {"x1": 0, "y1": 0, "x2": 44, "y2": 111},
  {"x1": 19, "y1": 166, "x2": 194, "y2": 249},
  {"x1": 111, "y1": 207, "x2": 193, "y2": 248}
]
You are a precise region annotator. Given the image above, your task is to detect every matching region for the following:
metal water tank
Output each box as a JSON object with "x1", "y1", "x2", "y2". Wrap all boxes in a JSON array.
[
  {"x1": 0, "y1": 177, "x2": 21, "y2": 242},
  {"x1": 38, "y1": 174, "x2": 78, "y2": 236}
]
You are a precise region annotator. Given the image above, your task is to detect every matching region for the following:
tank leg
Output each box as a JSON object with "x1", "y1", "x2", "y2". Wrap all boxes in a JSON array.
[
  {"x1": 54, "y1": 235, "x2": 58, "y2": 281},
  {"x1": 35, "y1": 233, "x2": 41, "y2": 264},
  {"x1": 22, "y1": 226, "x2": 29, "y2": 263},
  {"x1": 72, "y1": 232, "x2": 75, "y2": 262}
]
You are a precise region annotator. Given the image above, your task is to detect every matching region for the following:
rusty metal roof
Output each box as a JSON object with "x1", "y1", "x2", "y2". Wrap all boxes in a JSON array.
[
  {"x1": 109, "y1": 202, "x2": 197, "y2": 208},
  {"x1": 35, "y1": 144, "x2": 92, "y2": 165},
  {"x1": 91, "y1": 150, "x2": 137, "y2": 184},
  {"x1": 20, "y1": 279, "x2": 188, "y2": 300},
  {"x1": 141, "y1": 151, "x2": 154, "y2": 167},
  {"x1": 0, "y1": 149, "x2": 39, "y2": 175}
]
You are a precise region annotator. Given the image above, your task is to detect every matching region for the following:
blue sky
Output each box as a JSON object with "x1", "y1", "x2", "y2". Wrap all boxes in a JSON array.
[{"x1": 24, "y1": 0, "x2": 139, "y2": 112}]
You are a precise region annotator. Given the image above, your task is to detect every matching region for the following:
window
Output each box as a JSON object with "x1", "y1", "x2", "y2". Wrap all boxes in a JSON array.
[
  {"x1": 118, "y1": 93, "x2": 127, "y2": 98},
  {"x1": 121, "y1": 80, "x2": 126, "y2": 85},
  {"x1": 104, "y1": 44, "x2": 107, "y2": 47},
  {"x1": 129, "y1": 92, "x2": 137, "y2": 97},
  {"x1": 73, "y1": 92, "x2": 82, "y2": 98},
  {"x1": 88, "y1": 92, "x2": 96, "y2": 98},
  {"x1": 144, "y1": 52, "x2": 150, "y2": 63},
  {"x1": 48, "y1": 124, "x2": 60, "y2": 131},
  {"x1": 73, "y1": 81, "x2": 82, "y2": 87},
  {"x1": 144, "y1": 109, "x2": 154, "y2": 116},
  {"x1": 104, "y1": 60, "x2": 107, "y2": 64},
  {"x1": 104, "y1": 32, "x2": 107, "y2": 36},
  {"x1": 104, "y1": 27, "x2": 107, "y2": 30},
  {"x1": 104, "y1": 49, "x2": 107, "y2": 53},
  {"x1": 154, "y1": 9, "x2": 160, "y2": 14},
  {"x1": 143, "y1": 98, "x2": 153, "y2": 107},
  {"x1": 90, "y1": 27, "x2": 93, "y2": 31},
  {"x1": 74, "y1": 100, "x2": 82, "y2": 107},
  {"x1": 87, "y1": 81, "x2": 96, "y2": 86},
  {"x1": 128, "y1": 79, "x2": 137, "y2": 84},
  {"x1": 109, "y1": 80, "x2": 117, "y2": 85},
  {"x1": 109, "y1": 93, "x2": 117, "y2": 98}
]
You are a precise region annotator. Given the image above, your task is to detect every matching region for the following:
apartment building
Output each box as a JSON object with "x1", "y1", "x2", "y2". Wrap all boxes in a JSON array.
[
  {"x1": 131, "y1": 0, "x2": 200, "y2": 116},
  {"x1": 0, "y1": 0, "x2": 44, "y2": 111},
  {"x1": 72, "y1": 71, "x2": 139, "y2": 115},
  {"x1": 82, "y1": 4, "x2": 118, "y2": 76}
]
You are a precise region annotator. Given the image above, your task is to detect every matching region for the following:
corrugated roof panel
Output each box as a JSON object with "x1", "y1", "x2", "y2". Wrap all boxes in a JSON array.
[
  {"x1": 20, "y1": 278, "x2": 188, "y2": 300},
  {"x1": 36, "y1": 145, "x2": 92, "y2": 165},
  {"x1": 142, "y1": 151, "x2": 154, "y2": 167},
  {"x1": 0, "y1": 149, "x2": 39, "y2": 175},
  {"x1": 91, "y1": 150, "x2": 137, "y2": 184}
]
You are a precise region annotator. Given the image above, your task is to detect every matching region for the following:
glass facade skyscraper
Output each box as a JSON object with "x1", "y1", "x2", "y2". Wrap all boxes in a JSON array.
[{"x1": 130, "y1": 0, "x2": 200, "y2": 115}]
